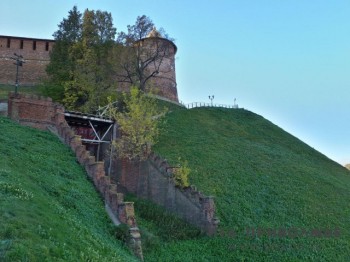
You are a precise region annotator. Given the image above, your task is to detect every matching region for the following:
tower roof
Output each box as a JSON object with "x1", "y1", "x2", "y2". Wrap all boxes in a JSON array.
[
  {"x1": 142, "y1": 27, "x2": 177, "y2": 54},
  {"x1": 147, "y1": 27, "x2": 162, "y2": 38}
]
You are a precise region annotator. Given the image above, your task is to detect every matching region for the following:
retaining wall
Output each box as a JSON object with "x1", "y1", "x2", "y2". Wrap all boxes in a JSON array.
[
  {"x1": 7, "y1": 92, "x2": 219, "y2": 239},
  {"x1": 7, "y1": 93, "x2": 143, "y2": 260},
  {"x1": 114, "y1": 154, "x2": 219, "y2": 235},
  {"x1": 7, "y1": 92, "x2": 59, "y2": 129}
]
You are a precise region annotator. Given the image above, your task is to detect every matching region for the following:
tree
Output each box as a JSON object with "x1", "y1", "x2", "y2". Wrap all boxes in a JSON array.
[
  {"x1": 46, "y1": 5, "x2": 82, "y2": 82},
  {"x1": 117, "y1": 15, "x2": 154, "y2": 44},
  {"x1": 46, "y1": 9, "x2": 175, "y2": 111},
  {"x1": 44, "y1": 6, "x2": 82, "y2": 102},
  {"x1": 110, "y1": 86, "x2": 166, "y2": 160},
  {"x1": 95, "y1": 10, "x2": 117, "y2": 44},
  {"x1": 115, "y1": 15, "x2": 174, "y2": 93},
  {"x1": 53, "y1": 5, "x2": 82, "y2": 42},
  {"x1": 61, "y1": 8, "x2": 117, "y2": 112}
]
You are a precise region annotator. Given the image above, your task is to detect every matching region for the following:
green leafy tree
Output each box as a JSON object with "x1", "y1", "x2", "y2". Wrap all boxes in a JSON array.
[
  {"x1": 44, "y1": 6, "x2": 82, "y2": 102},
  {"x1": 62, "y1": 8, "x2": 117, "y2": 112},
  {"x1": 46, "y1": 8, "x2": 174, "y2": 112},
  {"x1": 110, "y1": 86, "x2": 166, "y2": 160},
  {"x1": 53, "y1": 5, "x2": 82, "y2": 42}
]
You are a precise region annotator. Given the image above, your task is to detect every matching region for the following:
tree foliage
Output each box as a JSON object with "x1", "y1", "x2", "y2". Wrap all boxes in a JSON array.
[
  {"x1": 46, "y1": 6, "x2": 117, "y2": 111},
  {"x1": 53, "y1": 5, "x2": 82, "y2": 42},
  {"x1": 117, "y1": 15, "x2": 154, "y2": 45},
  {"x1": 46, "y1": 7, "x2": 173, "y2": 113},
  {"x1": 110, "y1": 86, "x2": 167, "y2": 160},
  {"x1": 44, "y1": 6, "x2": 82, "y2": 102},
  {"x1": 47, "y1": 5, "x2": 82, "y2": 79},
  {"x1": 62, "y1": 9, "x2": 117, "y2": 112},
  {"x1": 173, "y1": 158, "x2": 190, "y2": 188}
]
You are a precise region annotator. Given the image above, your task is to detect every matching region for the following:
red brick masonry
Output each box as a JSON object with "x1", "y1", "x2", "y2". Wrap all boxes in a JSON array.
[
  {"x1": 116, "y1": 155, "x2": 220, "y2": 235},
  {"x1": 7, "y1": 92, "x2": 143, "y2": 260},
  {"x1": 7, "y1": 92, "x2": 220, "y2": 259},
  {"x1": 0, "y1": 35, "x2": 54, "y2": 85}
]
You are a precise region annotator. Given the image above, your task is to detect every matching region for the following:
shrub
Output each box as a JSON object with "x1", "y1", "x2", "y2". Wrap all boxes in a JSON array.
[{"x1": 173, "y1": 158, "x2": 190, "y2": 188}]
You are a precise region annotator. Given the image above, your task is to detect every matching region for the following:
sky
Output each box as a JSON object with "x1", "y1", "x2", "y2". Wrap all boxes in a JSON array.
[{"x1": 1, "y1": 0, "x2": 349, "y2": 165}]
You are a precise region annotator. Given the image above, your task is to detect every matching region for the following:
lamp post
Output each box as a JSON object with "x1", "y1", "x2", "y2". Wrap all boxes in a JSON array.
[
  {"x1": 208, "y1": 95, "x2": 214, "y2": 106},
  {"x1": 10, "y1": 53, "x2": 25, "y2": 94},
  {"x1": 234, "y1": 98, "x2": 238, "y2": 109}
]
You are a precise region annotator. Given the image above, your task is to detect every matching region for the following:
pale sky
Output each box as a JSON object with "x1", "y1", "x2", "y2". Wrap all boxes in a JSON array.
[{"x1": 1, "y1": 0, "x2": 349, "y2": 165}]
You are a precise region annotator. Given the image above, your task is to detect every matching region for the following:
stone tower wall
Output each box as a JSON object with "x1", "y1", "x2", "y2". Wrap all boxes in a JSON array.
[
  {"x1": 139, "y1": 37, "x2": 178, "y2": 102},
  {"x1": 0, "y1": 35, "x2": 54, "y2": 85},
  {"x1": 1, "y1": 35, "x2": 178, "y2": 102}
]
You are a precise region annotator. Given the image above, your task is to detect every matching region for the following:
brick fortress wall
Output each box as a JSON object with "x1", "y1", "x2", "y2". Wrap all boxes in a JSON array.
[
  {"x1": 114, "y1": 155, "x2": 219, "y2": 235},
  {"x1": 115, "y1": 36, "x2": 179, "y2": 102},
  {"x1": 139, "y1": 37, "x2": 178, "y2": 102},
  {"x1": 0, "y1": 35, "x2": 54, "y2": 85},
  {"x1": 7, "y1": 92, "x2": 55, "y2": 129},
  {"x1": 1, "y1": 34, "x2": 179, "y2": 102},
  {"x1": 7, "y1": 92, "x2": 219, "y2": 236},
  {"x1": 7, "y1": 93, "x2": 144, "y2": 260}
]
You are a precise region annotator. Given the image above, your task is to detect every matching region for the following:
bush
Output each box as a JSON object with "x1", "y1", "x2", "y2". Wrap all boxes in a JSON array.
[
  {"x1": 39, "y1": 82, "x2": 65, "y2": 102},
  {"x1": 173, "y1": 158, "x2": 190, "y2": 188}
]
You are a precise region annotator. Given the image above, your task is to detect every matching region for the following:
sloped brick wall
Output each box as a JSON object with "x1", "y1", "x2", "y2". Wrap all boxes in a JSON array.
[
  {"x1": 7, "y1": 93, "x2": 144, "y2": 260},
  {"x1": 114, "y1": 154, "x2": 219, "y2": 235},
  {"x1": 7, "y1": 92, "x2": 219, "y2": 241}
]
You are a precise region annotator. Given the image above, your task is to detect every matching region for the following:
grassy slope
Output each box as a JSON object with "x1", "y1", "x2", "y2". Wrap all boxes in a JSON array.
[
  {"x1": 137, "y1": 107, "x2": 350, "y2": 261},
  {"x1": 0, "y1": 116, "x2": 136, "y2": 261}
]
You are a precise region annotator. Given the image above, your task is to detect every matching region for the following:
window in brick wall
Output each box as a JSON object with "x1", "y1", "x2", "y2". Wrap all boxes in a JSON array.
[
  {"x1": 33, "y1": 41, "x2": 36, "y2": 50},
  {"x1": 7, "y1": 38, "x2": 10, "y2": 48},
  {"x1": 20, "y1": 40, "x2": 24, "y2": 49},
  {"x1": 45, "y1": 42, "x2": 49, "y2": 51}
]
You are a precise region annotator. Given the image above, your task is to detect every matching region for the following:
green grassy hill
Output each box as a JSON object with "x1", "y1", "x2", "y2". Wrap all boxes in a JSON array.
[
  {"x1": 134, "y1": 107, "x2": 350, "y2": 261},
  {"x1": 0, "y1": 116, "x2": 137, "y2": 261},
  {"x1": 1, "y1": 103, "x2": 350, "y2": 261}
]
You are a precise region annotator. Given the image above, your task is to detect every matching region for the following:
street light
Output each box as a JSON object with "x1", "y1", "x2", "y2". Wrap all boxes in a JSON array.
[
  {"x1": 10, "y1": 53, "x2": 25, "y2": 94},
  {"x1": 208, "y1": 95, "x2": 214, "y2": 106},
  {"x1": 234, "y1": 98, "x2": 238, "y2": 109}
]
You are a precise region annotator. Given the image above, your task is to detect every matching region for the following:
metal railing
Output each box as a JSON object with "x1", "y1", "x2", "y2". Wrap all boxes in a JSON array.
[{"x1": 185, "y1": 102, "x2": 239, "y2": 109}]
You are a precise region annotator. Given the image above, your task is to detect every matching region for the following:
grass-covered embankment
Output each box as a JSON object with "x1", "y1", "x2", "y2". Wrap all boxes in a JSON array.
[
  {"x1": 134, "y1": 106, "x2": 350, "y2": 261},
  {"x1": 0, "y1": 116, "x2": 136, "y2": 261}
]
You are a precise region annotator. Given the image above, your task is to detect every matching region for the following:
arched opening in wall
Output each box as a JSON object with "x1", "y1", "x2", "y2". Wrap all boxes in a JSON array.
[
  {"x1": 20, "y1": 40, "x2": 24, "y2": 49},
  {"x1": 33, "y1": 41, "x2": 36, "y2": 50},
  {"x1": 7, "y1": 38, "x2": 10, "y2": 48},
  {"x1": 45, "y1": 42, "x2": 49, "y2": 51}
]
